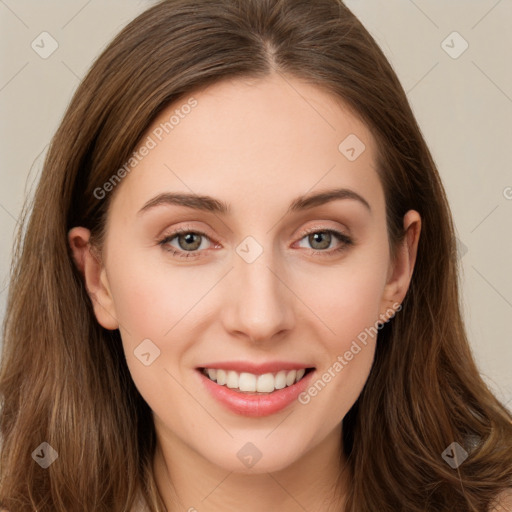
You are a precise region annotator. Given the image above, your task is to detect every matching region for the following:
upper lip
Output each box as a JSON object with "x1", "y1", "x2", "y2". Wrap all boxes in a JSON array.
[{"x1": 198, "y1": 361, "x2": 315, "y2": 375}]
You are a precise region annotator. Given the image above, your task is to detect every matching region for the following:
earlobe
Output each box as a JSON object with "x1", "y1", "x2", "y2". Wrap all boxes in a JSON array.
[
  {"x1": 67, "y1": 227, "x2": 120, "y2": 330},
  {"x1": 381, "y1": 210, "x2": 421, "y2": 311}
]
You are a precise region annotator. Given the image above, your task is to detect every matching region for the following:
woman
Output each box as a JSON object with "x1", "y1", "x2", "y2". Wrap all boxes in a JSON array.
[{"x1": 1, "y1": 0, "x2": 511, "y2": 510}]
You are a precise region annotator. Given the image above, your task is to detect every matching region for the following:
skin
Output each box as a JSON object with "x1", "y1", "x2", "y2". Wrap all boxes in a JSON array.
[{"x1": 69, "y1": 72, "x2": 421, "y2": 511}]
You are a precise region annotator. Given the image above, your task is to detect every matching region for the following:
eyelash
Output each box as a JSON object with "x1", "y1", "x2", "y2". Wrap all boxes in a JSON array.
[{"x1": 157, "y1": 226, "x2": 353, "y2": 260}]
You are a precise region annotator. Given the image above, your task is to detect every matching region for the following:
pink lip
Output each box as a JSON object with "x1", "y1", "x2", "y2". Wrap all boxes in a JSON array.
[
  {"x1": 197, "y1": 360, "x2": 312, "y2": 375},
  {"x1": 197, "y1": 367, "x2": 316, "y2": 417}
]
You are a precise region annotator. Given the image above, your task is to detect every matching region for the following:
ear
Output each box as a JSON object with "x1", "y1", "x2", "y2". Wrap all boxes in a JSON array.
[
  {"x1": 68, "y1": 226, "x2": 119, "y2": 330},
  {"x1": 379, "y1": 210, "x2": 421, "y2": 318}
]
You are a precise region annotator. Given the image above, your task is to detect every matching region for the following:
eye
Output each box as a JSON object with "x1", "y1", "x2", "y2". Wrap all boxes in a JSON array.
[
  {"x1": 158, "y1": 228, "x2": 215, "y2": 259},
  {"x1": 158, "y1": 226, "x2": 353, "y2": 260},
  {"x1": 295, "y1": 228, "x2": 353, "y2": 257}
]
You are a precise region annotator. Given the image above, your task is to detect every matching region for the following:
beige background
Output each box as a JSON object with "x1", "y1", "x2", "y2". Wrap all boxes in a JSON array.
[{"x1": 0, "y1": 1, "x2": 511, "y2": 410}]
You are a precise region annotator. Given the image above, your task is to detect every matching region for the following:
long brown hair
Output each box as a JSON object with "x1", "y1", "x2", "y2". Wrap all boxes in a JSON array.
[{"x1": 1, "y1": 1, "x2": 511, "y2": 510}]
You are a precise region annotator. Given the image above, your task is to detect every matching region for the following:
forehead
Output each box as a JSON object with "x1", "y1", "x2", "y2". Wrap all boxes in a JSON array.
[{"x1": 109, "y1": 73, "x2": 384, "y2": 221}]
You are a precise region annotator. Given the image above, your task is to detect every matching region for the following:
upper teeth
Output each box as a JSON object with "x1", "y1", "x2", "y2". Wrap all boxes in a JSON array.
[{"x1": 203, "y1": 368, "x2": 307, "y2": 393}]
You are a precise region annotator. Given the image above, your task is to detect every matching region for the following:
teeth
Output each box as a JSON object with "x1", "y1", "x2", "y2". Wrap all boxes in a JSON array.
[
  {"x1": 274, "y1": 371, "x2": 287, "y2": 390},
  {"x1": 226, "y1": 371, "x2": 238, "y2": 389},
  {"x1": 286, "y1": 370, "x2": 297, "y2": 386},
  {"x1": 216, "y1": 369, "x2": 227, "y2": 385},
  {"x1": 202, "y1": 367, "x2": 309, "y2": 393}
]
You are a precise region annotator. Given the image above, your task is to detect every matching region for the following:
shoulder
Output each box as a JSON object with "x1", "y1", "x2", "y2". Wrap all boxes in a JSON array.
[{"x1": 489, "y1": 489, "x2": 512, "y2": 511}]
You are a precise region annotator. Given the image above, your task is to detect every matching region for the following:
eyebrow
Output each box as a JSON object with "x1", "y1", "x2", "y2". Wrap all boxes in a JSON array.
[{"x1": 137, "y1": 187, "x2": 371, "y2": 216}]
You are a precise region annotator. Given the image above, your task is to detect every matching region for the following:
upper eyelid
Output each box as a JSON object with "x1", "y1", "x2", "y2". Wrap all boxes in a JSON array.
[
  {"x1": 160, "y1": 224, "x2": 350, "y2": 239},
  {"x1": 161, "y1": 218, "x2": 351, "y2": 238}
]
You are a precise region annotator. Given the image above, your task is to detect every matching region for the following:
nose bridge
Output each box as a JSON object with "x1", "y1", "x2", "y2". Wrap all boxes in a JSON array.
[{"x1": 223, "y1": 237, "x2": 295, "y2": 342}]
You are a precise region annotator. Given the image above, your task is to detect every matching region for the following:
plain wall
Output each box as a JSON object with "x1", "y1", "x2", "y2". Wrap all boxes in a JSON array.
[{"x1": 0, "y1": 0, "x2": 511, "y2": 410}]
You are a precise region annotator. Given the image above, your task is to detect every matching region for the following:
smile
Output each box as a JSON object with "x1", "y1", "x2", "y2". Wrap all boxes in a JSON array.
[
  {"x1": 201, "y1": 367, "x2": 313, "y2": 394},
  {"x1": 196, "y1": 365, "x2": 316, "y2": 417}
]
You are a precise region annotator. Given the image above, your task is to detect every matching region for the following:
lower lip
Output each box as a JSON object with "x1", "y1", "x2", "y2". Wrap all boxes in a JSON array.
[{"x1": 197, "y1": 369, "x2": 315, "y2": 417}]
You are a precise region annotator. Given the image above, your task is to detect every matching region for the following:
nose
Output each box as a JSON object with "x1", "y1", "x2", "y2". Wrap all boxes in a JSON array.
[{"x1": 221, "y1": 246, "x2": 296, "y2": 344}]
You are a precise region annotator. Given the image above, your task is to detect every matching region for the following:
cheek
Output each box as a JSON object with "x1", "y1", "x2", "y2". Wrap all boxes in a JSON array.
[
  {"x1": 107, "y1": 248, "x2": 214, "y2": 341},
  {"x1": 295, "y1": 252, "x2": 387, "y2": 415},
  {"x1": 105, "y1": 250, "x2": 219, "y2": 394},
  {"x1": 106, "y1": 257, "x2": 192, "y2": 418},
  {"x1": 299, "y1": 252, "x2": 388, "y2": 342},
  {"x1": 299, "y1": 284, "x2": 379, "y2": 423}
]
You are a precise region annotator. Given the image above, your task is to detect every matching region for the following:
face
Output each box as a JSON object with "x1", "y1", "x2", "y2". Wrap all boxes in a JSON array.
[{"x1": 71, "y1": 73, "x2": 419, "y2": 474}]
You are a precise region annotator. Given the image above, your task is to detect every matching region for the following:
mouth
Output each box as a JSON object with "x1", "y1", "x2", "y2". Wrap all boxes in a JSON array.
[
  {"x1": 198, "y1": 367, "x2": 315, "y2": 395},
  {"x1": 195, "y1": 364, "x2": 316, "y2": 417}
]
